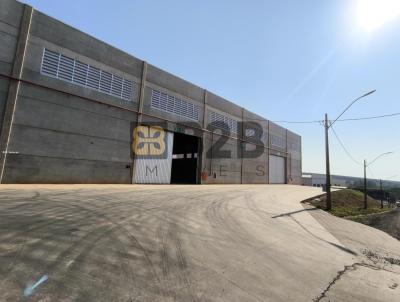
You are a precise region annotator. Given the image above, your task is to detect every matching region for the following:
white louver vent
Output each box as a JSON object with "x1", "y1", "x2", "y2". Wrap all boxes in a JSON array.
[
  {"x1": 41, "y1": 48, "x2": 134, "y2": 101},
  {"x1": 151, "y1": 89, "x2": 200, "y2": 121},
  {"x1": 40, "y1": 49, "x2": 59, "y2": 76},
  {"x1": 87, "y1": 66, "x2": 100, "y2": 90},
  {"x1": 58, "y1": 55, "x2": 74, "y2": 81},
  {"x1": 209, "y1": 111, "x2": 239, "y2": 134}
]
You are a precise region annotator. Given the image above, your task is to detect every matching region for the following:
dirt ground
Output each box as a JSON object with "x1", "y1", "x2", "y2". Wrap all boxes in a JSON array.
[{"x1": 352, "y1": 209, "x2": 400, "y2": 240}]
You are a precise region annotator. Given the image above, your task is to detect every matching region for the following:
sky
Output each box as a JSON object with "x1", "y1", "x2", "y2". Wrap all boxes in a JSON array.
[{"x1": 20, "y1": 0, "x2": 400, "y2": 181}]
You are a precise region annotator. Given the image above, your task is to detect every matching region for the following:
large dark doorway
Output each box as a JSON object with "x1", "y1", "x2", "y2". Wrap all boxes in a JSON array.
[{"x1": 170, "y1": 132, "x2": 200, "y2": 184}]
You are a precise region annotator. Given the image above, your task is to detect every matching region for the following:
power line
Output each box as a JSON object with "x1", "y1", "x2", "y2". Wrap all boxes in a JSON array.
[
  {"x1": 241, "y1": 117, "x2": 323, "y2": 123},
  {"x1": 337, "y1": 112, "x2": 400, "y2": 122},
  {"x1": 271, "y1": 112, "x2": 400, "y2": 125},
  {"x1": 330, "y1": 125, "x2": 363, "y2": 166},
  {"x1": 269, "y1": 120, "x2": 322, "y2": 124}
]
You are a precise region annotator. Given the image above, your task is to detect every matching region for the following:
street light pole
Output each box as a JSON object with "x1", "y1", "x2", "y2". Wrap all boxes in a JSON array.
[
  {"x1": 325, "y1": 113, "x2": 332, "y2": 211},
  {"x1": 324, "y1": 90, "x2": 376, "y2": 211},
  {"x1": 363, "y1": 152, "x2": 393, "y2": 210},
  {"x1": 379, "y1": 175, "x2": 397, "y2": 208}
]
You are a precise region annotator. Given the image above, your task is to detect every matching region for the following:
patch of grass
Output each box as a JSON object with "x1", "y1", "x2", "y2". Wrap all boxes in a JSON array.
[
  {"x1": 310, "y1": 189, "x2": 389, "y2": 218},
  {"x1": 331, "y1": 207, "x2": 388, "y2": 218},
  {"x1": 362, "y1": 249, "x2": 400, "y2": 266}
]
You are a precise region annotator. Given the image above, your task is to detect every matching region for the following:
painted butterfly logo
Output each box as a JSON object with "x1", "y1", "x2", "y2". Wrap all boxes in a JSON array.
[{"x1": 132, "y1": 126, "x2": 166, "y2": 156}]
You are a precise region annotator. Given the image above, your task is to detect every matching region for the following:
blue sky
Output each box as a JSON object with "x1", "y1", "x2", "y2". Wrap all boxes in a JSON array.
[{"x1": 21, "y1": 0, "x2": 400, "y2": 181}]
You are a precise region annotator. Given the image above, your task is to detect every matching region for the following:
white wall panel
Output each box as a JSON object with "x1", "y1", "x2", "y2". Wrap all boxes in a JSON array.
[
  {"x1": 269, "y1": 155, "x2": 285, "y2": 184},
  {"x1": 134, "y1": 131, "x2": 174, "y2": 184}
]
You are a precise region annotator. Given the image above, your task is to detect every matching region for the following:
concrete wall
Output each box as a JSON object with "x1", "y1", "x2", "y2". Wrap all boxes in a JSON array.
[
  {"x1": 2, "y1": 0, "x2": 140, "y2": 183},
  {"x1": 0, "y1": 0, "x2": 302, "y2": 184},
  {"x1": 287, "y1": 130, "x2": 302, "y2": 185},
  {"x1": 0, "y1": 0, "x2": 23, "y2": 133},
  {"x1": 0, "y1": 78, "x2": 10, "y2": 134},
  {"x1": 305, "y1": 173, "x2": 350, "y2": 187},
  {"x1": 143, "y1": 64, "x2": 204, "y2": 133},
  {"x1": 241, "y1": 110, "x2": 269, "y2": 184},
  {"x1": 202, "y1": 92, "x2": 242, "y2": 184}
]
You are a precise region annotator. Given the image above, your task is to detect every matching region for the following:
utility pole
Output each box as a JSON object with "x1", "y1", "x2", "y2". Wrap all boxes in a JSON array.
[
  {"x1": 380, "y1": 175, "x2": 397, "y2": 208},
  {"x1": 325, "y1": 113, "x2": 332, "y2": 211},
  {"x1": 363, "y1": 153, "x2": 393, "y2": 210},
  {"x1": 364, "y1": 159, "x2": 367, "y2": 210},
  {"x1": 322, "y1": 90, "x2": 376, "y2": 212}
]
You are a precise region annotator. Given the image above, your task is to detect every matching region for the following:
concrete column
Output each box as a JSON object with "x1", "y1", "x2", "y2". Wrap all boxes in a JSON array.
[
  {"x1": 240, "y1": 107, "x2": 244, "y2": 184},
  {"x1": 267, "y1": 120, "x2": 270, "y2": 184},
  {"x1": 199, "y1": 89, "x2": 208, "y2": 184},
  {"x1": 131, "y1": 60, "x2": 147, "y2": 184},
  {"x1": 202, "y1": 90, "x2": 207, "y2": 128},
  {"x1": 0, "y1": 5, "x2": 33, "y2": 183},
  {"x1": 300, "y1": 136, "x2": 302, "y2": 182},
  {"x1": 286, "y1": 129, "x2": 290, "y2": 184},
  {"x1": 137, "y1": 61, "x2": 147, "y2": 124}
]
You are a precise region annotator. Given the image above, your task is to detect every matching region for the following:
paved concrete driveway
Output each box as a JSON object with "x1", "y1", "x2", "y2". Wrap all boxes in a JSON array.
[{"x1": 0, "y1": 185, "x2": 399, "y2": 302}]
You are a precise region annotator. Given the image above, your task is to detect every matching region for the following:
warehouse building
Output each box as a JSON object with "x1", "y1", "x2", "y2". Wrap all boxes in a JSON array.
[{"x1": 0, "y1": 0, "x2": 302, "y2": 184}]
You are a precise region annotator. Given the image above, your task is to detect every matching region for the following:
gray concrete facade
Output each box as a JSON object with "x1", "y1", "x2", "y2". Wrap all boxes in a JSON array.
[{"x1": 0, "y1": 0, "x2": 302, "y2": 184}]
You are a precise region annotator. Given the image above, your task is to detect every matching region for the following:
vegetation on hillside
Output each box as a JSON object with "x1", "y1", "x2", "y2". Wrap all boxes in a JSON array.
[
  {"x1": 386, "y1": 187, "x2": 400, "y2": 200},
  {"x1": 309, "y1": 189, "x2": 389, "y2": 218}
]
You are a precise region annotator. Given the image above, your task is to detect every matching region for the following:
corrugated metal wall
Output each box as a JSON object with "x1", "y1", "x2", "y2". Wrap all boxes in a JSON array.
[
  {"x1": 269, "y1": 155, "x2": 285, "y2": 184},
  {"x1": 134, "y1": 131, "x2": 174, "y2": 184}
]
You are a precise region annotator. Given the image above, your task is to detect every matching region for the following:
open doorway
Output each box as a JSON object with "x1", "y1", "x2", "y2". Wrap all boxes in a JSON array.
[{"x1": 170, "y1": 132, "x2": 200, "y2": 184}]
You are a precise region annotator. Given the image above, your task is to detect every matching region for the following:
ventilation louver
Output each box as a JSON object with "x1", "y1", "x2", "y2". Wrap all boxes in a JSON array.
[
  {"x1": 41, "y1": 48, "x2": 133, "y2": 101},
  {"x1": 151, "y1": 89, "x2": 200, "y2": 121},
  {"x1": 209, "y1": 111, "x2": 239, "y2": 134}
]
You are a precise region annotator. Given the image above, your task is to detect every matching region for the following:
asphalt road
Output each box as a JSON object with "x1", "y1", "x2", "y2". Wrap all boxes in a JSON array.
[{"x1": 0, "y1": 185, "x2": 399, "y2": 302}]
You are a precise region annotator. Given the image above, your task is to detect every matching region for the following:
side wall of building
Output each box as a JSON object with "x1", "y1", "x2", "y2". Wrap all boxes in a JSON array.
[
  {"x1": 0, "y1": 0, "x2": 23, "y2": 134},
  {"x1": 0, "y1": 0, "x2": 302, "y2": 184},
  {"x1": 1, "y1": 0, "x2": 141, "y2": 183}
]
